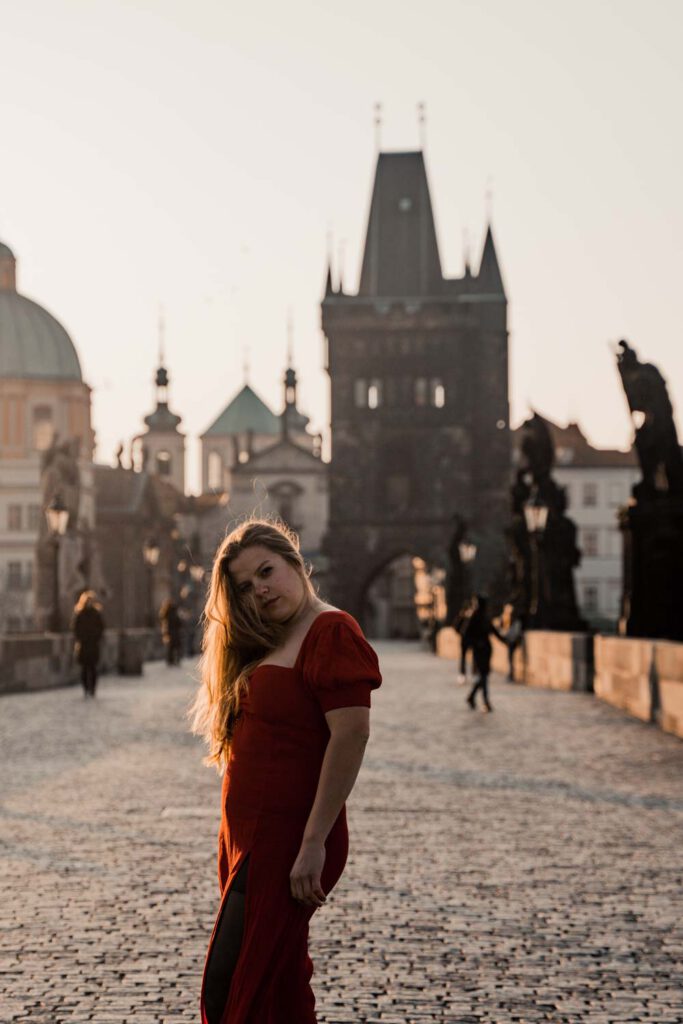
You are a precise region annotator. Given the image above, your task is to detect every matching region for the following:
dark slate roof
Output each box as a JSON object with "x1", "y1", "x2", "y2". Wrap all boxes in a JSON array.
[
  {"x1": 512, "y1": 419, "x2": 638, "y2": 468},
  {"x1": 202, "y1": 384, "x2": 281, "y2": 438},
  {"x1": 358, "y1": 151, "x2": 443, "y2": 297},
  {"x1": 144, "y1": 401, "x2": 182, "y2": 433}
]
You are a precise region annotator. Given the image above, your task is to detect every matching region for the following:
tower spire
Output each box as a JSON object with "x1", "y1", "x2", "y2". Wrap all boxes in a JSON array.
[
  {"x1": 417, "y1": 101, "x2": 427, "y2": 149},
  {"x1": 337, "y1": 238, "x2": 346, "y2": 295},
  {"x1": 374, "y1": 101, "x2": 382, "y2": 152},
  {"x1": 477, "y1": 223, "x2": 505, "y2": 296},
  {"x1": 158, "y1": 304, "x2": 165, "y2": 366},
  {"x1": 286, "y1": 308, "x2": 294, "y2": 366}
]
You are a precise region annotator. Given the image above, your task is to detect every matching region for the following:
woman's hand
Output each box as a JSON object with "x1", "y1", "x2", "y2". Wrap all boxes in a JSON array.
[{"x1": 290, "y1": 838, "x2": 327, "y2": 909}]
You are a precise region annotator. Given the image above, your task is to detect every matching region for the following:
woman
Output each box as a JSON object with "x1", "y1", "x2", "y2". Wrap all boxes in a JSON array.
[
  {"x1": 72, "y1": 590, "x2": 105, "y2": 697},
  {"x1": 191, "y1": 519, "x2": 382, "y2": 1024}
]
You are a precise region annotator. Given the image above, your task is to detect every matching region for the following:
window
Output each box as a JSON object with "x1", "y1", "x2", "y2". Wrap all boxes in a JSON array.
[
  {"x1": 156, "y1": 451, "x2": 172, "y2": 477},
  {"x1": 414, "y1": 378, "x2": 428, "y2": 406},
  {"x1": 582, "y1": 529, "x2": 599, "y2": 557},
  {"x1": 368, "y1": 380, "x2": 382, "y2": 409},
  {"x1": 354, "y1": 379, "x2": 367, "y2": 407},
  {"x1": 208, "y1": 452, "x2": 223, "y2": 491},
  {"x1": 583, "y1": 482, "x2": 598, "y2": 507},
  {"x1": 430, "y1": 380, "x2": 446, "y2": 408},
  {"x1": 24, "y1": 561, "x2": 33, "y2": 588},
  {"x1": 32, "y1": 405, "x2": 53, "y2": 451},
  {"x1": 28, "y1": 505, "x2": 41, "y2": 530},
  {"x1": 609, "y1": 481, "x2": 624, "y2": 506},
  {"x1": 8, "y1": 505, "x2": 22, "y2": 531},
  {"x1": 7, "y1": 562, "x2": 22, "y2": 590},
  {"x1": 582, "y1": 583, "x2": 599, "y2": 615}
]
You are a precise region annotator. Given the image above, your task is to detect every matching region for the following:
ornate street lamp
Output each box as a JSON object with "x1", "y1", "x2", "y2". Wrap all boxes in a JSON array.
[
  {"x1": 524, "y1": 491, "x2": 549, "y2": 624},
  {"x1": 458, "y1": 541, "x2": 477, "y2": 564},
  {"x1": 190, "y1": 564, "x2": 205, "y2": 584},
  {"x1": 45, "y1": 494, "x2": 69, "y2": 632}
]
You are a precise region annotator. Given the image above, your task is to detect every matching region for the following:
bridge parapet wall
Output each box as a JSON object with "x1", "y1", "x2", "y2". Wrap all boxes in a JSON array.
[
  {"x1": 0, "y1": 629, "x2": 164, "y2": 695},
  {"x1": 595, "y1": 636, "x2": 683, "y2": 739}
]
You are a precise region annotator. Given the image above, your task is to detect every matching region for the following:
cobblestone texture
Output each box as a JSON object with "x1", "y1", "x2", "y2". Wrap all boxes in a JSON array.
[{"x1": 1, "y1": 643, "x2": 682, "y2": 1023}]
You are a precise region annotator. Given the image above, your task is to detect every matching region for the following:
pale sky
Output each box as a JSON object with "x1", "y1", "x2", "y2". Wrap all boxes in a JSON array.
[{"x1": 2, "y1": 0, "x2": 682, "y2": 493}]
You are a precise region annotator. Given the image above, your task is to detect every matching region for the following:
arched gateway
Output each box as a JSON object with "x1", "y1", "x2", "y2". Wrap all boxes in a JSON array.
[{"x1": 321, "y1": 151, "x2": 511, "y2": 624}]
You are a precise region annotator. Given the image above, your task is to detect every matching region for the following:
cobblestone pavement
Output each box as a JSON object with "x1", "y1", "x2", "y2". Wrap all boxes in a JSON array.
[{"x1": 1, "y1": 644, "x2": 682, "y2": 1023}]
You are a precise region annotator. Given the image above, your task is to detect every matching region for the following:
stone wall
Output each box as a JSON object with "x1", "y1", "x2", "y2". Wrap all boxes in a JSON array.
[
  {"x1": 524, "y1": 631, "x2": 593, "y2": 693},
  {"x1": 436, "y1": 626, "x2": 522, "y2": 681},
  {"x1": 437, "y1": 625, "x2": 683, "y2": 740},
  {"x1": 0, "y1": 629, "x2": 164, "y2": 695},
  {"x1": 594, "y1": 636, "x2": 683, "y2": 739}
]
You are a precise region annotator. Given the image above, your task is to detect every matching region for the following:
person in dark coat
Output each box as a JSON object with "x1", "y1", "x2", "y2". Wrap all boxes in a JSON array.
[
  {"x1": 159, "y1": 598, "x2": 182, "y2": 666},
  {"x1": 461, "y1": 595, "x2": 503, "y2": 712},
  {"x1": 453, "y1": 596, "x2": 475, "y2": 684},
  {"x1": 72, "y1": 591, "x2": 105, "y2": 697}
]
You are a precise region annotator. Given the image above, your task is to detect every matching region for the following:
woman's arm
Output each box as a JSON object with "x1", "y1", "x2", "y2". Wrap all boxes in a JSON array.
[{"x1": 289, "y1": 706, "x2": 370, "y2": 909}]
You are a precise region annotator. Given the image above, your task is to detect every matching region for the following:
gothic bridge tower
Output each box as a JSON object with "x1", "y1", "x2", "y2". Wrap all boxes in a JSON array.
[{"x1": 321, "y1": 150, "x2": 510, "y2": 621}]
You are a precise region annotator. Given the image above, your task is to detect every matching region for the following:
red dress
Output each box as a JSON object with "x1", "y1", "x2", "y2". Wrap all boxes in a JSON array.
[{"x1": 200, "y1": 610, "x2": 382, "y2": 1024}]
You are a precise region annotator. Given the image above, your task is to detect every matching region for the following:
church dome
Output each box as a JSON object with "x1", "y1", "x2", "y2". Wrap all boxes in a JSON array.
[{"x1": 0, "y1": 239, "x2": 83, "y2": 381}]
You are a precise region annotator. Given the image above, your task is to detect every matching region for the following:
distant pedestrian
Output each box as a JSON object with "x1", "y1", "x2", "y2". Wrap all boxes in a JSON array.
[
  {"x1": 499, "y1": 603, "x2": 522, "y2": 682},
  {"x1": 159, "y1": 599, "x2": 183, "y2": 666},
  {"x1": 72, "y1": 591, "x2": 105, "y2": 697},
  {"x1": 461, "y1": 595, "x2": 503, "y2": 713},
  {"x1": 452, "y1": 597, "x2": 475, "y2": 684}
]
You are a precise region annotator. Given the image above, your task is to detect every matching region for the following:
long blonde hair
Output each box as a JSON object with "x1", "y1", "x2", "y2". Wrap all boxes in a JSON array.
[
  {"x1": 190, "y1": 517, "x2": 315, "y2": 771},
  {"x1": 74, "y1": 590, "x2": 101, "y2": 613}
]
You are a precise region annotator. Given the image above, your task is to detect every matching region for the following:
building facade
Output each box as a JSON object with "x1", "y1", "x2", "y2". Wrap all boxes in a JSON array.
[
  {"x1": 0, "y1": 238, "x2": 96, "y2": 631},
  {"x1": 321, "y1": 150, "x2": 510, "y2": 620}
]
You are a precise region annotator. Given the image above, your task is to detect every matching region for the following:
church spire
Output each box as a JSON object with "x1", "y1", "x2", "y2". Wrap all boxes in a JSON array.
[
  {"x1": 155, "y1": 306, "x2": 169, "y2": 397},
  {"x1": 476, "y1": 223, "x2": 505, "y2": 296},
  {"x1": 324, "y1": 258, "x2": 334, "y2": 296}
]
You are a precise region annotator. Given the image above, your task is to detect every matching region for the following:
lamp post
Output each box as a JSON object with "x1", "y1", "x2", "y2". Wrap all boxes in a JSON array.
[
  {"x1": 142, "y1": 537, "x2": 161, "y2": 628},
  {"x1": 458, "y1": 540, "x2": 477, "y2": 605},
  {"x1": 524, "y1": 492, "x2": 549, "y2": 626},
  {"x1": 45, "y1": 494, "x2": 69, "y2": 632}
]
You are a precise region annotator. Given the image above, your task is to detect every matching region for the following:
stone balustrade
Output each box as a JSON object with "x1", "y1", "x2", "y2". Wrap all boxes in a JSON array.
[
  {"x1": 0, "y1": 628, "x2": 165, "y2": 695},
  {"x1": 437, "y1": 625, "x2": 683, "y2": 740}
]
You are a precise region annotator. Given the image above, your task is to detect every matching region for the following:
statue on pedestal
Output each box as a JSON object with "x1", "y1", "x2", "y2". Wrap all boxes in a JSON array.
[
  {"x1": 508, "y1": 413, "x2": 583, "y2": 631},
  {"x1": 616, "y1": 340, "x2": 683, "y2": 641},
  {"x1": 35, "y1": 436, "x2": 97, "y2": 630}
]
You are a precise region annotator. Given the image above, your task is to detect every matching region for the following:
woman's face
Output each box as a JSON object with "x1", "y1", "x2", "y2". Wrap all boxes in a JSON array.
[{"x1": 228, "y1": 544, "x2": 307, "y2": 623}]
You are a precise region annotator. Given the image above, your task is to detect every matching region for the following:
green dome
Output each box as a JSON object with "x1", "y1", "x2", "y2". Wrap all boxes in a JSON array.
[{"x1": 0, "y1": 289, "x2": 82, "y2": 382}]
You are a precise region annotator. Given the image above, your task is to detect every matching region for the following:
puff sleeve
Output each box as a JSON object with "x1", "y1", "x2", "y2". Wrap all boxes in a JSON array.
[{"x1": 303, "y1": 617, "x2": 382, "y2": 714}]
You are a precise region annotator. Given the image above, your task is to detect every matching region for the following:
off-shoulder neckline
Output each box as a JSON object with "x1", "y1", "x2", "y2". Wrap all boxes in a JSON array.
[{"x1": 251, "y1": 609, "x2": 351, "y2": 675}]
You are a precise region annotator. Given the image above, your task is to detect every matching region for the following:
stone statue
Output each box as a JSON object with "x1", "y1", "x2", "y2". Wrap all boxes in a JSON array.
[
  {"x1": 617, "y1": 339, "x2": 683, "y2": 498},
  {"x1": 507, "y1": 413, "x2": 583, "y2": 630},
  {"x1": 615, "y1": 341, "x2": 683, "y2": 641},
  {"x1": 40, "y1": 436, "x2": 81, "y2": 535}
]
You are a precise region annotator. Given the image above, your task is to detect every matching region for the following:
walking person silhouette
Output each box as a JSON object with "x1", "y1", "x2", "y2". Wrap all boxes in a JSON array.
[{"x1": 461, "y1": 595, "x2": 503, "y2": 713}]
